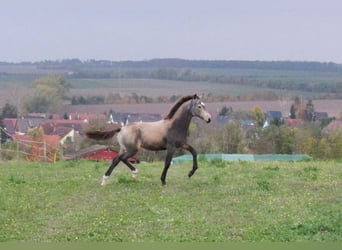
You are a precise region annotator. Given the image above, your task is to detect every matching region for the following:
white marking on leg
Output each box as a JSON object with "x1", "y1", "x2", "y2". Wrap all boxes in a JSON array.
[
  {"x1": 131, "y1": 169, "x2": 138, "y2": 179},
  {"x1": 101, "y1": 175, "x2": 109, "y2": 186}
]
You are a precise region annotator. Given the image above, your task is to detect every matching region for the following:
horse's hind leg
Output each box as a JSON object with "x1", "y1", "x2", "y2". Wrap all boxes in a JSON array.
[
  {"x1": 102, "y1": 156, "x2": 121, "y2": 185},
  {"x1": 122, "y1": 158, "x2": 138, "y2": 179},
  {"x1": 120, "y1": 151, "x2": 138, "y2": 179},
  {"x1": 101, "y1": 151, "x2": 138, "y2": 185}
]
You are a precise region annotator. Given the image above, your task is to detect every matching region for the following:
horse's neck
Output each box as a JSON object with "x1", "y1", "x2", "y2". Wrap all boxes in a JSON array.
[{"x1": 170, "y1": 103, "x2": 192, "y2": 130}]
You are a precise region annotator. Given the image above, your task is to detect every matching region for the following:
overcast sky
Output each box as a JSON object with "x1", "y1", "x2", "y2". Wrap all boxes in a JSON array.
[{"x1": 1, "y1": 0, "x2": 342, "y2": 63}]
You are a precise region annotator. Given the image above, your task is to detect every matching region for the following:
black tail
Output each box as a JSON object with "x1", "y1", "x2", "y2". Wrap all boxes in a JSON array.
[{"x1": 85, "y1": 128, "x2": 121, "y2": 140}]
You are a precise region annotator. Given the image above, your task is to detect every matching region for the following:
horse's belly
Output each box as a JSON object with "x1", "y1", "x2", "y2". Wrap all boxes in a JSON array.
[{"x1": 141, "y1": 138, "x2": 167, "y2": 151}]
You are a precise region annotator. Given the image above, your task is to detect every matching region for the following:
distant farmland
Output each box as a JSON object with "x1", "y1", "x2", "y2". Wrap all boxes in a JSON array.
[
  {"x1": 68, "y1": 78, "x2": 272, "y2": 99},
  {"x1": 1, "y1": 60, "x2": 341, "y2": 118},
  {"x1": 1, "y1": 76, "x2": 341, "y2": 118}
]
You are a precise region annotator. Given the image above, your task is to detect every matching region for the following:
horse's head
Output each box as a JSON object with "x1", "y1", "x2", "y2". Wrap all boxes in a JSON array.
[{"x1": 190, "y1": 95, "x2": 211, "y2": 123}]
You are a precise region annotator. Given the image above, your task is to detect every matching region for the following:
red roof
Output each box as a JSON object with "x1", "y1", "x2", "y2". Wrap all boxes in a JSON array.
[
  {"x1": 323, "y1": 120, "x2": 342, "y2": 132},
  {"x1": 65, "y1": 144, "x2": 139, "y2": 163},
  {"x1": 40, "y1": 122, "x2": 74, "y2": 138},
  {"x1": 284, "y1": 118, "x2": 304, "y2": 127},
  {"x1": 40, "y1": 120, "x2": 87, "y2": 135}
]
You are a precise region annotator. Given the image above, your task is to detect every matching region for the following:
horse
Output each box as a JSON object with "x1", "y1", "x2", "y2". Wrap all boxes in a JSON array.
[{"x1": 85, "y1": 94, "x2": 211, "y2": 185}]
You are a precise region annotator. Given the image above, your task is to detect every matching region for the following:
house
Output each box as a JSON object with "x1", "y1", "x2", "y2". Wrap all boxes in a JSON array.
[
  {"x1": 53, "y1": 127, "x2": 75, "y2": 145},
  {"x1": 68, "y1": 112, "x2": 106, "y2": 121},
  {"x1": 3, "y1": 118, "x2": 88, "y2": 143},
  {"x1": 313, "y1": 112, "x2": 329, "y2": 121},
  {"x1": 323, "y1": 120, "x2": 342, "y2": 133},
  {"x1": 65, "y1": 144, "x2": 139, "y2": 163},
  {"x1": 109, "y1": 112, "x2": 162, "y2": 125},
  {"x1": 241, "y1": 120, "x2": 255, "y2": 129},
  {"x1": 263, "y1": 111, "x2": 283, "y2": 127},
  {"x1": 25, "y1": 113, "x2": 47, "y2": 119},
  {"x1": 40, "y1": 119, "x2": 88, "y2": 135},
  {"x1": 3, "y1": 117, "x2": 45, "y2": 135},
  {"x1": 125, "y1": 113, "x2": 162, "y2": 123},
  {"x1": 40, "y1": 121, "x2": 77, "y2": 144},
  {"x1": 284, "y1": 118, "x2": 304, "y2": 127},
  {"x1": 265, "y1": 111, "x2": 282, "y2": 121},
  {"x1": 2, "y1": 118, "x2": 17, "y2": 136}
]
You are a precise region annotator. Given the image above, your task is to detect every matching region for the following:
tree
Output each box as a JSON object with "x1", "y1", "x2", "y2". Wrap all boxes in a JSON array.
[
  {"x1": 24, "y1": 94, "x2": 54, "y2": 113},
  {"x1": 326, "y1": 131, "x2": 342, "y2": 158},
  {"x1": 294, "y1": 96, "x2": 305, "y2": 119},
  {"x1": 1, "y1": 102, "x2": 18, "y2": 118},
  {"x1": 0, "y1": 103, "x2": 17, "y2": 143},
  {"x1": 276, "y1": 126, "x2": 295, "y2": 154},
  {"x1": 33, "y1": 75, "x2": 70, "y2": 97},
  {"x1": 0, "y1": 120, "x2": 6, "y2": 143},
  {"x1": 304, "y1": 99, "x2": 315, "y2": 122},
  {"x1": 216, "y1": 122, "x2": 245, "y2": 154},
  {"x1": 255, "y1": 125, "x2": 279, "y2": 153},
  {"x1": 218, "y1": 106, "x2": 233, "y2": 116},
  {"x1": 290, "y1": 104, "x2": 296, "y2": 119},
  {"x1": 24, "y1": 75, "x2": 70, "y2": 113},
  {"x1": 251, "y1": 106, "x2": 265, "y2": 127}
]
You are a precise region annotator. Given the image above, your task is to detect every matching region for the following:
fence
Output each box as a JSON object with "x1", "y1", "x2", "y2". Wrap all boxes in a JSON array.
[
  {"x1": 0, "y1": 127, "x2": 59, "y2": 162},
  {"x1": 0, "y1": 139, "x2": 59, "y2": 162},
  {"x1": 172, "y1": 153, "x2": 312, "y2": 164}
]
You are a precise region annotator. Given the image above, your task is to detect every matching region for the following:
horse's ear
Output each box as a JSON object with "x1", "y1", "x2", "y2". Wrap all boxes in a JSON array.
[{"x1": 193, "y1": 93, "x2": 200, "y2": 99}]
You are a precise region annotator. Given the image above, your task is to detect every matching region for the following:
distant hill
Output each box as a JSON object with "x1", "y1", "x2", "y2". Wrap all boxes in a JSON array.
[
  {"x1": 2, "y1": 58, "x2": 342, "y2": 72},
  {"x1": 111, "y1": 58, "x2": 342, "y2": 72}
]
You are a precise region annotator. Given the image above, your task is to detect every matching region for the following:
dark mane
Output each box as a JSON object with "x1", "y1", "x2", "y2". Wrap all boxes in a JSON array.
[{"x1": 163, "y1": 94, "x2": 198, "y2": 120}]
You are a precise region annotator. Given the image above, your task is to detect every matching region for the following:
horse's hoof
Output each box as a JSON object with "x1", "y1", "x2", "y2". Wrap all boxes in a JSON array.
[
  {"x1": 131, "y1": 169, "x2": 138, "y2": 179},
  {"x1": 161, "y1": 178, "x2": 166, "y2": 185},
  {"x1": 101, "y1": 175, "x2": 109, "y2": 186}
]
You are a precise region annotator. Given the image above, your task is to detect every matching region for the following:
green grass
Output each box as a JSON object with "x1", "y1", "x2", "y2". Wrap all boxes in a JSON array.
[{"x1": 0, "y1": 159, "x2": 341, "y2": 242}]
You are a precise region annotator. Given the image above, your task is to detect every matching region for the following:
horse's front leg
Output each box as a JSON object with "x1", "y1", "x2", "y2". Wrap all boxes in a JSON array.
[
  {"x1": 161, "y1": 148, "x2": 175, "y2": 185},
  {"x1": 182, "y1": 143, "x2": 198, "y2": 178}
]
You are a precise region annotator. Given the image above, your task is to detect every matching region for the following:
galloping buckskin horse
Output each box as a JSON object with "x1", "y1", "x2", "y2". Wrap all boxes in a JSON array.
[{"x1": 85, "y1": 94, "x2": 211, "y2": 185}]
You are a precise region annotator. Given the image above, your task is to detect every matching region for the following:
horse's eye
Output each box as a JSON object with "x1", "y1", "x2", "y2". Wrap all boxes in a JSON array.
[{"x1": 198, "y1": 105, "x2": 202, "y2": 109}]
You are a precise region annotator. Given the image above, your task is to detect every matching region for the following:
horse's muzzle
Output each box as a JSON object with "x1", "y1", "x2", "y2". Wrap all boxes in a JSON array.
[{"x1": 206, "y1": 118, "x2": 211, "y2": 123}]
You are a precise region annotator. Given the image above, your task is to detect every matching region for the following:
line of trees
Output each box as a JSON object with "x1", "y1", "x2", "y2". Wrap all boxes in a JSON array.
[
  {"x1": 188, "y1": 119, "x2": 342, "y2": 160},
  {"x1": 66, "y1": 68, "x2": 342, "y2": 95},
  {"x1": 121, "y1": 118, "x2": 342, "y2": 161},
  {"x1": 29, "y1": 58, "x2": 342, "y2": 72}
]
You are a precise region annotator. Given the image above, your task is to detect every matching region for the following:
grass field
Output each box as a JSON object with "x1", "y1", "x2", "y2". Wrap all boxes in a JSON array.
[{"x1": 0, "y1": 159, "x2": 341, "y2": 242}]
